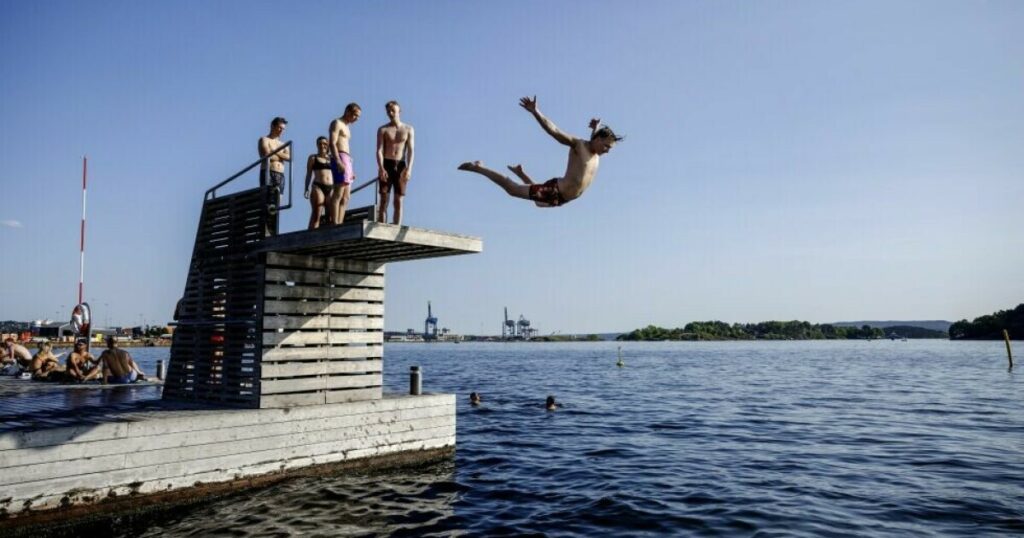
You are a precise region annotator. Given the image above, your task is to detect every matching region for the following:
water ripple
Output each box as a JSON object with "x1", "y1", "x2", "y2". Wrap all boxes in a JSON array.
[{"x1": 103, "y1": 341, "x2": 1024, "y2": 537}]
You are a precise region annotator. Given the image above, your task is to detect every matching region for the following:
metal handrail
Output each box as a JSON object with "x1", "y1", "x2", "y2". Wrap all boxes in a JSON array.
[
  {"x1": 350, "y1": 176, "x2": 377, "y2": 195},
  {"x1": 352, "y1": 176, "x2": 381, "y2": 220},
  {"x1": 205, "y1": 141, "x2": 293, "y2": 202}
]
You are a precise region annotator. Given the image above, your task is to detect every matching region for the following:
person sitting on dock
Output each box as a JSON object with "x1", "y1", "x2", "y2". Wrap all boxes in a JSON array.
[
  {"x1": 4, "y1": 338, "x2": 33, "y2": 370},
  {"x1": 470, "y1": 392, "x2": 482, "y2": 406},
  {"x1": 458, "y1": 95, "x2": 622, "y2": 207},
  {"x1": 376, "y1": 100, "x2": 415, "y2": 224},
  {"x1": 29, "y1": 342, "x2": 66, "y2": 381},
  {"x1": 304, "y1": 136, "x2": 334, "y2": 229},
  {"x1": 100, "y1": 336, "x2": 147, "y2": 384},
  {"x1": 66, "y1": 339, "x2": 101, "y2": 382},
  {"x1": 0, "y1": 347, "x2": 20, "y2": 375},
  {"x1": 329, "y1": 103, "x2": 361, "y2": 225}
]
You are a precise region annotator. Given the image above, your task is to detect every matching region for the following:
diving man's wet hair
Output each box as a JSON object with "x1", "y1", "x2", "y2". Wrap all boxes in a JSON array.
[{"x1": 591, "y1": 125, "x2": 624, "y2": 142}]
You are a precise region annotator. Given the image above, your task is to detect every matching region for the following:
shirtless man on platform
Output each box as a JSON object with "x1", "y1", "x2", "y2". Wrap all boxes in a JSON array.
[
  {"x1": 376, "y1": 100, "x2": 415, "y2": 224},
  {"x1": 328, "y1": 103, "x2": 361, "y2": 224},
  {"x1": 459, "y1": 96, "x2": 622, "y2": 207},
  {"x1": 258, "y1": 117, "x2": 291, "y2": 234}
]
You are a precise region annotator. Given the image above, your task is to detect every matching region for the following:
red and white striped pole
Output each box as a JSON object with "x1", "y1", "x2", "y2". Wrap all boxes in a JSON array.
[{"x1": 79, "y1": 156, "x2": 87, "y2": 305}]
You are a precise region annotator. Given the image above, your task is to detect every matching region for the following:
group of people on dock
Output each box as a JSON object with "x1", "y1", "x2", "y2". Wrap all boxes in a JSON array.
[
  {"x1": 1, "y1": 336, "x2": 147, "y2": 384},
  {"x1": 258, "y1": 100, "x2": 415, "y2": 231}
]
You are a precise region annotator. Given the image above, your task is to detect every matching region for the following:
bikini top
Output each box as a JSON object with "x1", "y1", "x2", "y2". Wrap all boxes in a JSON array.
[{"x1": 312, "y1": 156, "x2": 331, "y2": 171}]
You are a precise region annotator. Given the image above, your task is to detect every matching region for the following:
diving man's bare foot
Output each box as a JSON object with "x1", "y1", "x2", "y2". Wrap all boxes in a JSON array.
[
  {"x1": 507, "y1": 164, "x2": 534, "y2": 185},
  {"x1": 458, "y1": 161, "x2": 481, "y2": 171}
]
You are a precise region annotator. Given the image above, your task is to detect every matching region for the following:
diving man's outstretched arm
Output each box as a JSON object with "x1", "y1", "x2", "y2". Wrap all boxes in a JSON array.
[{"x1": 520, "y1": 96, "x2": 575, "y2": 146}]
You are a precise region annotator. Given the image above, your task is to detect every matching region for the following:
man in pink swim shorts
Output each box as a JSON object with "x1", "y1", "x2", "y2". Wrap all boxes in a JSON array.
[{"x1": 328, "y1": 103, "x2": 361, "y2": 224}]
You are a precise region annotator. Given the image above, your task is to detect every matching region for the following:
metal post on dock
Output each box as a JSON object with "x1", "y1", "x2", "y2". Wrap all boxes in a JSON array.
[
  {"x1": 410, "y1": 366, "x2": 422, "y2": 395},
  {"x1": 156, "y1": 360, "x2": 166, "y2": 380},
  {"x1": 1004, "y1": 330, "x2": 1013, "y2": 370}
]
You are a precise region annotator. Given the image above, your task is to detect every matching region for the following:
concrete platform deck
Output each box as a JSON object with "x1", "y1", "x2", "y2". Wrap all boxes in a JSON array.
[
  {"x1": 260, "y1": 221, "x2": 482, "y2": 262},
  {"x1": 0, "y1": 392, "x2": 455, "y2": 519}
]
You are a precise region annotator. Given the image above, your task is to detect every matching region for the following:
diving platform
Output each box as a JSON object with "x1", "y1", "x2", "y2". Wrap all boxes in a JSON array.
[
  {"x1": 260, "y1": 220, "x2": 482, "y2": 262},
  {"x1": 0, "y1": 144, "x2": 480, "y2": 528}
]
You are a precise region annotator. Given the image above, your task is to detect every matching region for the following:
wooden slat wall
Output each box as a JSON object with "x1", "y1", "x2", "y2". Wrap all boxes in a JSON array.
[
  {"x1": 260, "y1": 251, "x2": 385, "y2": 408},
  {"x1": 163, "y1": 188, "x2": 268, "y2": 408}
]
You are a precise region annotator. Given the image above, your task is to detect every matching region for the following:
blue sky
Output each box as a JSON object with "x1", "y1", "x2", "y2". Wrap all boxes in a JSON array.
[{"x1": 1, "y1": 1, "x2": 1022, "y2": 333}]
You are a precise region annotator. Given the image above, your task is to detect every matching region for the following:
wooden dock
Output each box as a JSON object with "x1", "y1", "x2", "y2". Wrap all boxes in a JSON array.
[
  {"x1": 0, "y1": 394, "x2": 454, "y2": 519},
  {"x1": 0, "y1": 179, "x2": 480, "y2": 525}
]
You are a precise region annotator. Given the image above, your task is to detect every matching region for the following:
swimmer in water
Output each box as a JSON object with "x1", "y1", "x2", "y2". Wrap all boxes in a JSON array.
[
  {"x1": 470, "y1": 392, "x2": 482, "y2": 406},
  {"x1": 546, "y1": 395, "x2": 558, "y2": 411}
]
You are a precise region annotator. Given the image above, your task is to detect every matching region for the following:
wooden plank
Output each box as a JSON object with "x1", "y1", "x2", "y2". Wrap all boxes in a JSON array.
[
  {"x1": 265, "y1": 267, "x2": 385, "y2": 288},
  {"x1": 5, "y1": 430, "x2": 455, "y2": 511},
  {"x1": 263, "y1": 316, "x2": 384, "y2": 331},
  {"x1": 263, "y1": 284, "x2": 384, "y2": 302},
  {"x1": 363, "y1": 222, "x2": 482, "y2": 252},
  {"x1": 261, "y1": 360, "x2": 382, "y2": 378},
  {"x1": 260, "y1": 222, "x2": 365, "y2": 252},
  {"x1": 325, "y1": 387, "x2": 383, "y2": 403},
  {"x1": 263, "y1": 331, "x2": 382, "y2": 346},
  {"x1": 260, "y1": 374, "x2": 381, "y2": 394},
  {"x1": 265, "y1": 252, "x2": 385, "y2": 274},
  {"x1": 5, "y1": 425, "x2": 455, "y2": 497},
  {"x1": 262, "y1": 345, "x2": 382, "y2": 362},
  {"x1": 257, "y1": 391, "x2": 325, "y2": 407},
  {"x1": 0, "y1": 395, "x2": 454, "y2": 450},
  {"x1": 10, "y1": 434, "x2": 453, "y2": 516},
  {"x1": 263, "y1": 300, "x2": 384, "y2": 316},
  {"x1": 1, "y1": 404, "x2": 450, "y2": 468}
]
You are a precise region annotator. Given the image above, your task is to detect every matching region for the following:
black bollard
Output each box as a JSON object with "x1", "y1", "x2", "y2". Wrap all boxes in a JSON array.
[{"x1": 410, "y1": 365, "x2": 422, "y2": 395}]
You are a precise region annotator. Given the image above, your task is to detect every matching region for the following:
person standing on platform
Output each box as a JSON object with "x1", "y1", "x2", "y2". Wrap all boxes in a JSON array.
[
  {"x1": 304, "y1": 136, "x2": 334, "y2": 229},
  {"x1": 329, "y1": 103, "x2": 361, "y2": 225},
  {"x1": 458, "y1": 95, "x2": 621, "y2": 208},
  {"x1": 376, "y1": 100, "x2": 415, "y2": 224},
  {"x1": 258, "y1": 116, "x2": 290, "y2": 235}
]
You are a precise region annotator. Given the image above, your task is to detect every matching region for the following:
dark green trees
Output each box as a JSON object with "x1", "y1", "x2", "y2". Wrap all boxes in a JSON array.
[{"x1": 949, "y1": 304, "x2": 1024, "y2": 340}]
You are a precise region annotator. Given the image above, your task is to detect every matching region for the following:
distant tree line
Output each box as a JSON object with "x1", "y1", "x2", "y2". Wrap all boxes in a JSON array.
[
  {"x1": 882, "y1": 325, "x2": 948, "y2": 339},
  {"x1": 949, "y1": 304, "x2": 1024, "y2": 340},
  {"x1": 617, "y1": 321, "x2": 886, "y2": 341}
]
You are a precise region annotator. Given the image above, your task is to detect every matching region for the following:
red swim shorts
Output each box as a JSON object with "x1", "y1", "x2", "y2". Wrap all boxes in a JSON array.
[{"x1": 528, "y1": 178, "x2": 567, "y2": 207}]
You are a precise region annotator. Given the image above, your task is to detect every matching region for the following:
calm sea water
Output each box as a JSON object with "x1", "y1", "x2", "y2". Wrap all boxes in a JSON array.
[{"x1": 114, "y1": 341, "x2": 1023, "y2": 536}]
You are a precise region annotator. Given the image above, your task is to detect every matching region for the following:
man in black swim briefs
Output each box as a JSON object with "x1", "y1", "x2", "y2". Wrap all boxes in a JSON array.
[{"x1": 376, "y1": 100, "x2": 416, "y2": 224}]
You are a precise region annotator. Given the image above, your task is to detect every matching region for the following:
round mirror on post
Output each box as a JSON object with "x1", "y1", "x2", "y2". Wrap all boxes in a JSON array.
[{"x1": 71, "y1": 302, "x2": 92, "y2": 348}]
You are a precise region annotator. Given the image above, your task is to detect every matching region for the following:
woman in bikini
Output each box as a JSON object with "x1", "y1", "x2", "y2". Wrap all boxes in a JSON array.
[{"x1": 304, "y1": 136, "x2": 334, "y2": 229}]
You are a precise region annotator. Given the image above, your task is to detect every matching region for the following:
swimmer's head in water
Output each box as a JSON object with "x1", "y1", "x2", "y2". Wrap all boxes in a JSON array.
[{"x1": 546, "y1": 395, "x2": 556, "y2": 407}]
